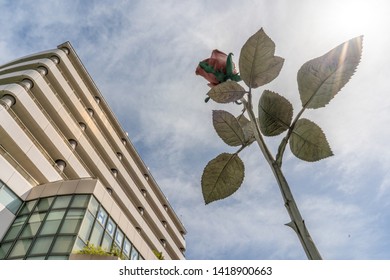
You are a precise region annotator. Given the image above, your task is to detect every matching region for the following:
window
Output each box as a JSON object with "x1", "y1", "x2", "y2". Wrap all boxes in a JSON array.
[
  {"x1": 40, "y1": 210, "x2": 66, "y2": 235},
  {"x1": 29, "y1": 236, "x2": 55, "y2": 255},
  {"x1": 0, "y1": 180, "x2": 22, "y2": 214},
  {"x1": 123, "y1": 238, "x2": 131, "y2": 258},
  {"x1": 18, "y1": 200, "x2": 37, "y2": 215},
  {"x1": 96, "y1": 207, "x2": 107, "y2": 226},
  {"x1": 51, "y1": 236, "x2": 75, "y2": 254},
  {"x1": 78, "y1": 210, "x2": 94, "y2": 242},
  {"x1": 60, "y1": 209, "x2": 85, "y2": 234},
  {"x1": 52, "y1": 195, "x2": 72, "y2": 209},
  {"x1": 20, "y1": 212, "x2": 45, "y2": 238},
  {"x1": 101, "y1": 233, "x2": 113, "y2": 252},
  {"x1": 0, "y1": 242, "x2": 12, "y2": 259},
  {"x1": 8, "y1": 239, "x2": 32, "y2": 258},
  {"x1": 130, "y1": 246, "x2": 139, "y2": 260},
  {"x1": 70, "y1": 195, "x2": 89, "y2": 208},
  {"x1": 106, "y1": 218, "x2": 116, "y2": 237},
  {"x1": 1, "y1": 215, "x2": 28, "y2": 242},
  {"x1": 114, "y1": 228, "x2": 124, "y2": 249},
  {"x1": 89, "y1": 222, "x2": 104, "y2": 245},
  {"x1": 88, "y1": 196, "x2": 99, "y2": 216},
  {"x1": 35, "y1": 197, "x2": 54, "y2": 212},
  {"x1": 0, "y1": 194, "x2": 144, "y2": 260}
]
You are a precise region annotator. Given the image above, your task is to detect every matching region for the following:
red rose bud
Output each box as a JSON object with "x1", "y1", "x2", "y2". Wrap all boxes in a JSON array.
[{"x1": 196, "y1": 49, "x2": 239, "y2": 87}]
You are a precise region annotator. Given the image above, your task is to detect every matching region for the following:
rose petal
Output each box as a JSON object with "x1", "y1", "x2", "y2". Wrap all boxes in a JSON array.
[
  {"x1": 210, "y1": 49, "x2": 228, "y2": 61},
  {"x1": 195, "y1": 64, "x2": 220, "y2": 85}
]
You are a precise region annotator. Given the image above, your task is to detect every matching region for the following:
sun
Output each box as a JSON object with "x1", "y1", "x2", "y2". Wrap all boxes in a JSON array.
[{"x1": 327, "y1": 0, "x2": 389, "y2": 36}]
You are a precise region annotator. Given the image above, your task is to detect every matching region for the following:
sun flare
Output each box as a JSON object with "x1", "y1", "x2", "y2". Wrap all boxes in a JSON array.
[{"x1": 327, "y1": 0, "x2": 389, "y2": 35}]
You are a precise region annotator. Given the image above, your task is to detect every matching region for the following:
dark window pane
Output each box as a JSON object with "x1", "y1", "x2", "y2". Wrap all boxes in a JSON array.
[
  {"x1": 70, "y1": 195, "x2": 90, "y2": 208},
  {"x1": 52, "y1": 195, "x2": 72, "y2": 209},
  {"x1": 35, "y1": 197, "x2": 54, "y2": 212},
  {"x1": 19, "y1": 200, "x2": 37, "y2": 215}
]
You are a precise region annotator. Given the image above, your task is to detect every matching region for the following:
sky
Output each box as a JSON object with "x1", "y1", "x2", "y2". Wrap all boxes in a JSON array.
[{"x1": 1, "y1": 0, "x2": 390, "y2": 260}]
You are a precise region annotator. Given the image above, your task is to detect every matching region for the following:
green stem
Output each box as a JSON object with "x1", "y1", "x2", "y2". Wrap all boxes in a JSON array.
[{"x1": 243, "y1": 92, "x2": 322, "y2": 260}]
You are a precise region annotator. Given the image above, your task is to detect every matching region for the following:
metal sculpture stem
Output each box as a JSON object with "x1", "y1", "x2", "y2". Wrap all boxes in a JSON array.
[{"x1": 244, "y1": 92, "x2": 322, "y2": 260}]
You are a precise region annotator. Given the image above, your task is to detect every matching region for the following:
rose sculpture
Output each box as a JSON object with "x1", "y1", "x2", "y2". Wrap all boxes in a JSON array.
[
  {"x1": 195, "y1": 28, "x2": 363, "y2": 259},
  {"x1": 195, "y1": 49, "x2": 241, "y2": 87}
]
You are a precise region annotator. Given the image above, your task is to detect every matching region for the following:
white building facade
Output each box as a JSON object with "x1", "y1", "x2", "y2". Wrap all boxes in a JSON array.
[{"x1": 0, "y1": 42, "x2": 186, "y2": 260}]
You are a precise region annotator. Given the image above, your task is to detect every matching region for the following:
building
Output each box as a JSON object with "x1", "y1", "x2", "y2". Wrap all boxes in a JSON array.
[{"x1": 0, "y1": 42, "x2": 186, "y2": 260}]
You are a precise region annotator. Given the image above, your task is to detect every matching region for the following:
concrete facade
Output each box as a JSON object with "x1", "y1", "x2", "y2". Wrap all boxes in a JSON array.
[{"x1": 0, "y1": 42, "x2": 186, "y2": 260}]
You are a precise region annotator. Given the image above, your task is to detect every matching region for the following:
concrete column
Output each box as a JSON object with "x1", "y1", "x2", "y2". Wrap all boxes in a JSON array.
[{"x1": 0, "y1": 94, "x2": 16, "y2": 110}]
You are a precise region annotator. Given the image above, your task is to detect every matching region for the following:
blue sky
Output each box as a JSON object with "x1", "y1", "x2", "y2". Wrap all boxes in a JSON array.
[{"x1": 1, "y1": 0, "x2": 390, "y2": 259}]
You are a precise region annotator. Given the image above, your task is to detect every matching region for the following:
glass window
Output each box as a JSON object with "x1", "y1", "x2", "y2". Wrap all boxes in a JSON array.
[
  {"x1": 47, "y1": 255, "x2": 68, "y2": 260},
  {"x1": 40, "y1": 209, "x2": 66, "y2": 235},
  {"x1": 123, "y1": 238, "x2": 131, "y2": 258},
  {"x1": 78, "y1": 210, "x2": 94, "y2": 242},
  {"x1": 106, "y1": 217, "x2": 116, "y2": 237},
  {"x1": 70, "y1": 195, "x2": 90, "y2": 208},
  {"x1": 51, "y1": 236, "x2": 75, "y2": 254},
  {"x1": 20, "y1": 212, "x2": 46, "y2": 238},
  {"x1": 96, "y1": 207, "x2": 107, "y2": 226},
  {"x1": 19, "y1": 200, "x2": 37, "y2": 215},
  {"x1": 0, "y1": 242, "x2": 12, "y2": 259},
  {"x1": 26, "y1": 256, "x2": 46, "y2": 260},
  {"x1": 1, "y1": 215, "x2": 28, "y2": 241},
  {"x1": 60, "y1": 209, "x2": 85, "y2": 234},
  {"x1": 101, "y1": 232, "x2": 113, "y2": 252},
  {"x1": 72, "y1": 237, "x2": 86, "y2": 253},
  {"x1": 0, "y1": 184, "x2": 22, "y2": 214},
  {"x1": 88, "y1": 196, "x2": 99, "y2": 216},
  {"x1": 89, "y1": 222, "x2": 104, "y2": 246},
  {"x1": 8, "y1": 238, "x2": 32, "y2": 258},
  {"x1": 114, "y1": 228, "x2": 124, "y2": 248},
  {"x1": 130, "y1": 246, "x2": 139, "y2": 260},
  {"x1": 29, "y1": 236, "x2": 54, "y2": 255},
  {"x1": 52, "y1": 195, "x2": 72, "y2": 209},
  {"x1": 35, "y1": 197, "x2": 54, "y2": 212}
]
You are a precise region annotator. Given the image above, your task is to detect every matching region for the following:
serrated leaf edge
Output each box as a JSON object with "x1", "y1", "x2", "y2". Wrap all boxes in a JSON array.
[{"x1": 201, "y1": 153, "x2": 245, "y2": 204}]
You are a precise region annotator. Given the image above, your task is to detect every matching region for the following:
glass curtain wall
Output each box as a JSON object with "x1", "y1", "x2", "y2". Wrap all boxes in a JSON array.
[{"x1": 0, "y1": 194, "x2": 143, "y2": 260}]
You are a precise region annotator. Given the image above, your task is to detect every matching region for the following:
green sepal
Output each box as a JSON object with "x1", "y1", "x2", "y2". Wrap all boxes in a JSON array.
[
  {"x1": 226, "y1": 53, "x2": 234, "y2": 77},
  {"x1": 199, "y1": 61, "x2": 215, "y2": 74}
]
